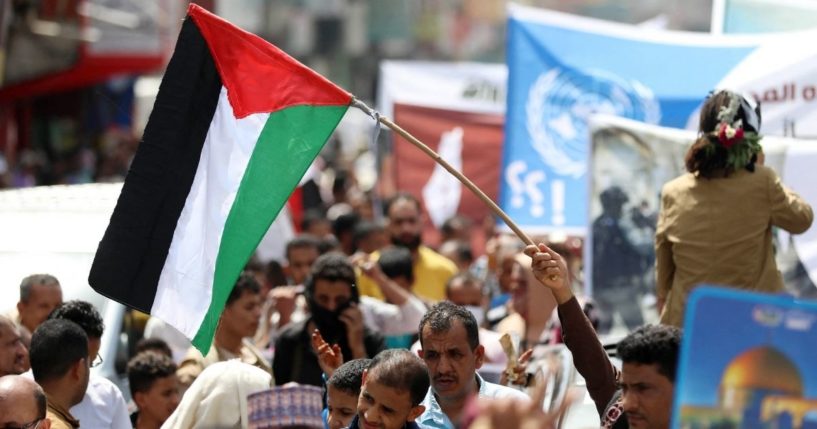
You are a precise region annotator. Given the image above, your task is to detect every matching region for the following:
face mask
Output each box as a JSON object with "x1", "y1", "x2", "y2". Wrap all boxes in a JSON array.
[{"x1": 464, "y1": 305, "x2": 485, "y2": 326}]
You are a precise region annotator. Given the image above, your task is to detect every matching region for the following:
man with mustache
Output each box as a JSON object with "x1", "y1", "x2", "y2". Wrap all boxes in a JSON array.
[
  {"x1": 416, "y1": 302, "x2": 528, "y2": 428},
  {"x1": 526, "y1": 243, "x2": 680, "y2": 429},
  {"x1": 0, "y1": 316, "x2": 28, "y2": 378},
  {"x1": 357, "y1": 193, "x2": 458, "y2": 302}
]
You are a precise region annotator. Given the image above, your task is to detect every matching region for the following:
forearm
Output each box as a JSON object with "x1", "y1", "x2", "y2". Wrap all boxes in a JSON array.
[
  {"x1": 558, "y1": 296, "x2": 618, "y2": 416},
  {"x1": 373, "y1": 274, "x2": 411, "y2": 305}
]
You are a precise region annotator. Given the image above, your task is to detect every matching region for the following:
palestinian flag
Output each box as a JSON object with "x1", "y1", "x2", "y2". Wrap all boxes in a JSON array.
[{"x1": 89, "y1": 4, "x2": 351, "y2": 353}]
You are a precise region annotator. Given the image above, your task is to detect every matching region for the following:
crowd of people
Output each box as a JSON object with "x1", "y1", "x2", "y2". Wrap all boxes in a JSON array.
[{"x1": 0, "y1": 90, "x2": 813, "y2": 429}]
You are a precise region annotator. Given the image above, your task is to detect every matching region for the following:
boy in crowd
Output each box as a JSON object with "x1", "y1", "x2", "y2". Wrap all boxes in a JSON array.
[
  {"x1": 324, "y1": 359, "x2": 371, "y2": 429},
  {"x1": 128, "y1": 351, "x2": 180, "y2": 429},
  {"x1": 348, "y1": 349, "x2": 429, "y2": 429}
]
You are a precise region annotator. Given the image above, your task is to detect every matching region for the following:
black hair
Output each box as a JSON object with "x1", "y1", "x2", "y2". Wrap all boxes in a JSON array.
[
  {"x1": 377, "y1": 246, "x2": 414, "y2": 284},
  {"x1": 226, "y1": 272, "x2": 260, "y2": 307},
  {"x1": 383, "y1": 192, "x2": 421, "y2": 217},
  {"x1": 318, "y1": 235, "x2": 341, "y2": 255},
  {"x1": 135, "y1": 337, "x2": 173, "y2": 359},
  {"x1": 285, "y1": 235, "x2": 322, "y2": 261},
  {"x1": 127, "y1": 351, "x2": 177, "y2": 396},
  {"x1": 440, "y1": 240, "x2": 474, "y2": 265},
  {"x1": 441, "y1": 215, "x2": 471, "y2": 240},
  {"x1": 48, "y1": 300, "x2": 104, "y2": 338},
  {"x1": 332, "y1": 212, "x2": 361, "y2": 240},
  {"x1": 305, "y1": 252, "x2": 358, "y2": 302},
  {"x1": 30, "y1": 319, "x2": 88, "y2": 383},
  {"x1": 265, "y1": 260, "x2": 287, "y2": 287},
  {"x1": 327, "y1": 358, "x2": 372, "y2": 396},
  {"x1": 419, "y1": 301, "x2": 479, "y2": 350},
  {"x1": 353, "y1": 220, "x2": 384, "y2": 246},
  {"x1": 617, "y1": 324, "x2": 681, "y2": 382},
  {"x1": 367, "y1": 349, "x2": 430, "y2": 406},
  {"x1": 301, "y1": 209, "x2": 329, "y2": 232}
]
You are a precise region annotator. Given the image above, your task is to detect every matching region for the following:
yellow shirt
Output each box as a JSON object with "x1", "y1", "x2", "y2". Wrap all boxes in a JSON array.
[
  {"x1": 357, "y1": 246, "x2": 458, "y2": 302},
  {"x1": 46, "y1": 395, "x2": 80, "y2": 429}
]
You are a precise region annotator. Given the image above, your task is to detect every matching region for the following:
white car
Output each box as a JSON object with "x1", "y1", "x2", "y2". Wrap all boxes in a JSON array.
[{"x1": 0, "y1": 183, "x2": 136, "y2": 398}]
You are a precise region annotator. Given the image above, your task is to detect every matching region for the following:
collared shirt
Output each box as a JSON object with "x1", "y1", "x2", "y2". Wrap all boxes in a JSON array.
[
  {"x1": 417, "y1": 373, "x2": 529, "y2": 429},
  {"x1": 46, "y1": 394, "x2": 80, "y2": 429},
  {"x1": 177, "y1": 338, "x2": 272, "y2": 390},
  {"x1": 70, "y1": 374, "x2": 131, "y2": 429}
]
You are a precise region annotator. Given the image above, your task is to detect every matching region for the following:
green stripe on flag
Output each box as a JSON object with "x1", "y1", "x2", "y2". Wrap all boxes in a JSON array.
[{"x1": 192, "y1": 104, "x2": 348, "y2": 352}]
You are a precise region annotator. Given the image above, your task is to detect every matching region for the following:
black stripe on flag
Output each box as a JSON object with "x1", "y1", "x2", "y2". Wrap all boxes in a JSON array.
[{"x1": 89, "y1": 16, "x2": 222, "y2": 313}]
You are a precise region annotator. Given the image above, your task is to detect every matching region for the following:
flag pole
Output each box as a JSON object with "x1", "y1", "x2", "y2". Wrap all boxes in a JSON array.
[{"x1": 351, "y1": 98, "x2": 535, "y2": 248}]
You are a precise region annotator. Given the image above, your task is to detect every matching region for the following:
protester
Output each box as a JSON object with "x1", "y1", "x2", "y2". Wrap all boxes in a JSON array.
[
  {"x1": 438, "y1": 240, "x2": 475, "y2": 273},
  {"x1": 333, "y1": 211, "x2": 361, "y2": 256},
  {"x1": 143, "y1": 317, "x2": 191, "y2": 364},
  {"x1": 0, "y1": 375, "x2": 49, "y2": 429},
  {"x1": 30, "y1": 319, "x2": 90, "y2": 429},
  {"x1": 0, "y1": 315, "x2": 28, "y2": 377},
  {"x1": 325, "y1": 359, "x2": 371, "y2": 429},
  {"x1": 135, "y1": 337, "x2": 175, "y2": 359},
  {"x1": 274, "y1": 253, "x2": 385, "y2": 387},
  {"x1": 527, "y1": 243, "x2": 681, "y2": 429},
  {"x1": 355, "y1": 245, "x2": 428, "y2": 348},
  {"x1": 15, "y1": 274, "x2": 62, "y2": 334},
  {"x1": 162, "y1": 360, "x2": 272, "y2": 429},
  {"x1": 416, "y1": 302, "x2": 528, "y2": 429},
  {"x1": 128, "y1": 351, "x2": 181, "y2": 429},
  {"x1": 348, "y1": 349, "x2": 429, "y2": 429},
  {"x1": 286, "y1": 235, "x2": 322, "y2": 285},
  {"x1": 656, "y1": 90, "x2": 814, "y2": 326},
  {"x1": 357, "y1": 193, "x2": 458, "y2": 302},
  {"x1": 178, "y1": 273, "x2": 271, "y2": 390},
  {"x1": 48, "y1": 300, "x2": 130, "y2": 429},
  {"x1": 411, "y1": 273, "x2": 507, "y2": 369},
  {"x1": 493, "y1": 252, "x2": 558, "y2": 350},
  {"x1": 353, "y1": 220, "x2": 388, "y2": 255}
]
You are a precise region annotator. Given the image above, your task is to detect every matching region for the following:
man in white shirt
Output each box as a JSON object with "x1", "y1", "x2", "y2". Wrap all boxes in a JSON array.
[{"x1": 48, "y1": 300, "x2": 130, "y2": 429}]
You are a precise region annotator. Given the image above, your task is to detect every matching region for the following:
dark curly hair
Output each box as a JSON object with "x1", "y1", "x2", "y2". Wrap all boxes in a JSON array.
[
  {"x1": 48, "y1": 300, "x2": 104, "y2": 338},
  {"x1": 226, "y1": 272, "x2": 261, "y2": 306},
  {"x1": 617, "y1": 324, "x2": 681, "y2": 382},
  {"x1": 127, "y1": 351, "x2": 177, "y2": 396},
  {"x1": 327, "y1": 358, "x2": 371, "y2": 396},
  {"x1": 305, "y1": 252, "x2": 358, "y2": 301},
  {"x1": 419, "y1": 301, "x2": 479, "y2": 350},
  {"x1": 685, "y1": 90, "x2": 760, "y2": 178}
]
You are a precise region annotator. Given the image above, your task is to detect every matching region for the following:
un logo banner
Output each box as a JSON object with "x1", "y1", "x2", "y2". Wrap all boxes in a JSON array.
[{"x1": 501, "y1": 4, "x2": 758, "y2": 233}]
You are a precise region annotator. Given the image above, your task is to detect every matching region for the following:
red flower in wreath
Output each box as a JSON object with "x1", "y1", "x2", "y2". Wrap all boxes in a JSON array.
[{"x1": 718, "y1": 122, "x2": 744, "y2": 149}]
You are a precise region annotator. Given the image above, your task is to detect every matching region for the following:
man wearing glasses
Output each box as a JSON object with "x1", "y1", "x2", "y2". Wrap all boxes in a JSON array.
[
  {"x1": 29, "y1": 319, "x2": 89, "y2": 429},
  {"x1": 0, "y1": 374, "x2": 49, "y2": 429},
  {"x1": 47, "y1": 301, "x2": 130, "y2": 429}
]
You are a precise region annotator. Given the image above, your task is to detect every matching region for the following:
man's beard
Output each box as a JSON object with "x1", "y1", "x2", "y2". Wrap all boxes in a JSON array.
[{"x1": 391, "y1": 233, "x2": 421, "y2": 251}]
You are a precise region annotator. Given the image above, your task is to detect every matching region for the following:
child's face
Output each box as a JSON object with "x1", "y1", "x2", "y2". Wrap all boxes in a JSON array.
[
  {"x1": 327, "y1": 385, "x2": 358, "y2": 429},
  {"x1": 357, "y1": 376, "x2": 424, "y2": 429}
]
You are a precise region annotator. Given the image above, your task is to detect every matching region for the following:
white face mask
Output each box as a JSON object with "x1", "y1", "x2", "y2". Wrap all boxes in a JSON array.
[{"x1": 464, "y1": 305, "x2": 485, "y2": 326}]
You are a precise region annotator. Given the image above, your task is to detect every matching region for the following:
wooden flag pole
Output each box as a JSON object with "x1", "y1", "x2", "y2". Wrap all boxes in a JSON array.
[{"x1": 351, "y1": 98, "x2": 535, "y2": 248}]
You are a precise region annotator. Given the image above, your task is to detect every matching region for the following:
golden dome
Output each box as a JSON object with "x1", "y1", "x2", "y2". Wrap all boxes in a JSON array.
[{"x1": 721, "y1": 346, "x2": 803, "y2": 396}]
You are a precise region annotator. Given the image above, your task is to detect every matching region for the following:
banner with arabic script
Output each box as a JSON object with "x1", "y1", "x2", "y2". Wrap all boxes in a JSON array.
[{"x1": 501, "y1": 3, "x2": 817, "y2": 233}]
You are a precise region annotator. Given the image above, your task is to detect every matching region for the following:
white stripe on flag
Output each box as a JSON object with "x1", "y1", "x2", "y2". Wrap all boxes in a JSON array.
[{"x1": 152, "y1": 87, "x2": 269, "y2": 338}]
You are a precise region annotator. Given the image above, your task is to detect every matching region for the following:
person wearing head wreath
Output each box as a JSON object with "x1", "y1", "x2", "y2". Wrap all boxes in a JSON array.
[{"x1": 655, "y1": 89, "x2": 813, "y2": 327}]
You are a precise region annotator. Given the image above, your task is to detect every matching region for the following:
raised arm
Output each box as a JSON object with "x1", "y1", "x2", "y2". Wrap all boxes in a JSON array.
[{"x1": 524, "y1": 243, "x2": 620, "y2": 417}]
